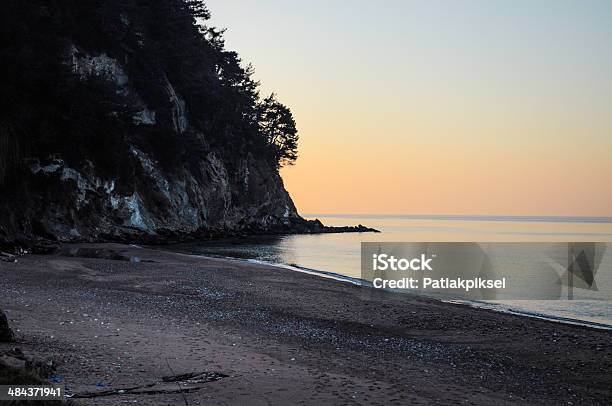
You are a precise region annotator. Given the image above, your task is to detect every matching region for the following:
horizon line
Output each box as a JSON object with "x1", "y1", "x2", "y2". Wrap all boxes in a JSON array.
[{"x1": 301, "y1": 213, "x2": 612, "y2": 224}]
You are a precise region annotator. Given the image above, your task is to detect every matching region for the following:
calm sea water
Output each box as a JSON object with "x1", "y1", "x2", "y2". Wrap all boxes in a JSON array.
[{"x1": 180, "y1": 215, "x2": 612, "y2": 328}]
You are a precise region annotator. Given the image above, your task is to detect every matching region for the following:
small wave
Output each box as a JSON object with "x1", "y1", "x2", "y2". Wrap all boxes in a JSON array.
[
  {"x1": 246, "y1": 259, "x2": 365, "y2": 285},
  {"x1": 443, "y1": 300, "x2": 612, "y2": 331}
]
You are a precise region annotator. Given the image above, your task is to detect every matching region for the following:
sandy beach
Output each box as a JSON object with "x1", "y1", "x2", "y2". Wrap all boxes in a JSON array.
[{"x1": 1, "y1": 243, "x2": 611, "y2": 405}]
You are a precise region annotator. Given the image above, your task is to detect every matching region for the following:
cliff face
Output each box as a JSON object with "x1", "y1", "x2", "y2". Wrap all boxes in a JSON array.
[
  {"x1": 1, "y1": 144, "x2": 300, "y2": 242},
  {"x1": 0, "y1": 1, "x2": 309, "y2": 243}
]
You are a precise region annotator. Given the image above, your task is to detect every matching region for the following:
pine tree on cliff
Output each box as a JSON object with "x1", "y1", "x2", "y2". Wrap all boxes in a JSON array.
[{"x1": 257, "y1": 93, "x2": 299, "y2": 167}]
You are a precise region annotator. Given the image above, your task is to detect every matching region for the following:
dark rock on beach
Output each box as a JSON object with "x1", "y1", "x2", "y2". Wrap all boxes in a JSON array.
[
  {"x1": 0, "y1": 347, "x2": 66, "y2": 405},
  {"x1": 0, "y1": 310, "x2": 14, "y2": 342}
]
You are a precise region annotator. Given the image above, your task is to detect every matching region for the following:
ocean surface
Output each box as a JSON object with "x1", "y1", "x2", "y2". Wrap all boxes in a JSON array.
[{"x1": 179, "y1": 215, "x2": 612, "y2": 329}]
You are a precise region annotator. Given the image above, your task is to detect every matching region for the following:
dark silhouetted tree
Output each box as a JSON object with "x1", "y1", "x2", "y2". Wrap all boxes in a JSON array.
[{"x1": 257, "y1": 93, "x2": 299, "y2": 167}]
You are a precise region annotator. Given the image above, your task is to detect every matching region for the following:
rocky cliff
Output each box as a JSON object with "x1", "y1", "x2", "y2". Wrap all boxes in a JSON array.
[
  {"x1": 1, "y1": 145, "x2": 302, "y2": 243},
  {"x1": 0, "y1": 1, "x2": 375, "y2": 246}
]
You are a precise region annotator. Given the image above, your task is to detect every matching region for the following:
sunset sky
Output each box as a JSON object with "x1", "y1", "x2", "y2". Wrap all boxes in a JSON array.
[{"x1": 206, "y1": 0, "x2": 612, "y2": 216}]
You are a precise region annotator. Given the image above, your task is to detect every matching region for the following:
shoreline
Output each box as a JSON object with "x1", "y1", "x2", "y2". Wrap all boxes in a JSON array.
[
  {"x1": 173, "y1": 250, "x2": 612, "y2": 331},
  {"x1": 255, "y1": 261, "x2": 612, "y2": 331},
  {"x1": 1, "y1": 243, "x2": 611, "y2": 404},
  {"x1": 446, "y1": 300, "x2": 612, "y2": 331}
]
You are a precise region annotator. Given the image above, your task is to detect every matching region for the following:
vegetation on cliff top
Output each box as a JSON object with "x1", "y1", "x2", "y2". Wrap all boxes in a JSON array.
[{"x1": 0, "y1": 0, "x2": 299, "y2": 187}]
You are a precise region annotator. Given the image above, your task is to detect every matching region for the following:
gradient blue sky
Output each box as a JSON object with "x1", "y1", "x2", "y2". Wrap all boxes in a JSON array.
[{"x1": 205, "y1": 0, "x2": 612, "y2": 215}]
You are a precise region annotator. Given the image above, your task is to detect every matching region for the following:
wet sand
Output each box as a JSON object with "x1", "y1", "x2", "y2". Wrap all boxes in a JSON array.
[{"x1": 0, "y1": 243, "x2": 611, "y2": 405}]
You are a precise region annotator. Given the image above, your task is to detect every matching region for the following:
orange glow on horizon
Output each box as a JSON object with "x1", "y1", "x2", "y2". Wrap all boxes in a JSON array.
[{"x1": 207, "y1": 0, "x2": 612, "y2": 216}]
